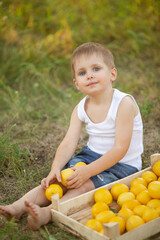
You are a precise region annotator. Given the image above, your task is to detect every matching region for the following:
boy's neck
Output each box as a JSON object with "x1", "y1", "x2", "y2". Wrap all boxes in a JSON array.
[{"x1": 88, "y1": 88, "x2": 114, "y2": 105}]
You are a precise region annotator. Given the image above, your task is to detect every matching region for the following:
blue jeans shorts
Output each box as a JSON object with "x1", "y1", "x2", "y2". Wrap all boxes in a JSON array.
[{"x1": 63, "y1": 146, "x2": 138, "y2": 188}]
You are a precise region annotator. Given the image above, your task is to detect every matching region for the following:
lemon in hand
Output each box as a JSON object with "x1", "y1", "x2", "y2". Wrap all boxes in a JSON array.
[
  {"x1": 45, "y1": 184, "x2": 63, "y2": 201},
  {"x1": 61, "y1": 168, "x2": 74, "y2": 186},
  {"x1": 74, "y1": 162, "x2": 86, "y2": 167}
]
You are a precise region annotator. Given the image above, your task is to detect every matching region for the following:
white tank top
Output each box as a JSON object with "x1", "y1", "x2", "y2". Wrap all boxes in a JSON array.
[{"x1": 77, "y1": 89, "x2": 143, "y2": 170}]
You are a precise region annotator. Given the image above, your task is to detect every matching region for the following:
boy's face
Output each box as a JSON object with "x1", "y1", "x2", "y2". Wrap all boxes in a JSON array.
[{"x1": 73, "y1": 53, "x2": 117, "y2": 96}]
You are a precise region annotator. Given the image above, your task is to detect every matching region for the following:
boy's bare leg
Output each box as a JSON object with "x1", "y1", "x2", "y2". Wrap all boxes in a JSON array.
[
  {"x1": 25, "y1": 179, "x2": 95, "y2": 230},
  {"x1": 0, "y1": 185, "x2": 50, "y2": 220}
]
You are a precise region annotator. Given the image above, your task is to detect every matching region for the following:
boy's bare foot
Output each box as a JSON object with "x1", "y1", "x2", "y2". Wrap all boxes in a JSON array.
[
  {"x1": 0, "y1": 205, "x2": 21, "y2": 221},
  {"x1": 25, "y1": 200, "x2": 51, "y2": 230}
]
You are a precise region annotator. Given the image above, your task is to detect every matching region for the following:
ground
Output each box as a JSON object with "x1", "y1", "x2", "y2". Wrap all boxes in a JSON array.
[{"x1": 0, "y1": 101, "x2": 160, "y2": 240}]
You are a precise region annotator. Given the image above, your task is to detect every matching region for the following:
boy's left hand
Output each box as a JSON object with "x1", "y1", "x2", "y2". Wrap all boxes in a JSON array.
[{"x1": 66, "y1": 165, "x2": 90, "y2": 189}]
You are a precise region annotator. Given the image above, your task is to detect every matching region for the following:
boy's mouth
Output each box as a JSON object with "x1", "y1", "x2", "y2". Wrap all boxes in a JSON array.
[{"x1": 87, "y1": 81, "x2": 97, "y2": 86}]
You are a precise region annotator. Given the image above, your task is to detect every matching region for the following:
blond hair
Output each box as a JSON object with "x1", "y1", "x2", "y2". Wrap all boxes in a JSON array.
[{"x1": 71, "y1": 42, "x2": 115, "y2": 78}]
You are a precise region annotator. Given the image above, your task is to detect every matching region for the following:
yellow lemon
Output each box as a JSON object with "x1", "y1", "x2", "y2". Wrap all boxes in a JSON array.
[
  {"x1": 45, "y1": 184, "x2": 63, "y2": 201},
  {"x1": 158, "y1": 177, "x2": 160, "y2": 181},
  {"x1": 96, "y1": 210, "x2": 115, "y2": 224},
  {"x1": 122, "y1": 199, "x2": 140, "y2": 210},
  {"x1": 136, "y1": 190, "x2": 151, "y2": 205},
  {"x1": 91, "y1": 202, "x2": 109, "y2": 218},
  {"x1": 148, "y1": 181, "x2": 160, "y2": 199},
  {"x1": 85, "y1": 219, "x2": 103, "y2": 232},
  {"x1": 99, "y1": 227, "x2": 104, "y2": 235},
  {"x1": 130, "y1": 177, "x2": 147, "y2": 187},
  {"x1": 111, "y1": 183, "x2": 129, "y2": 200},
  {"x1": 142, "y1": 207, "x2": 159, "y2": 222},
  {"x1": 109, "y1": 216, "x2": 126, "y2": 235},
  {"x1": 141, "y1": 171, "x2": 157, "y2": 184},
  {"x1": 126, "y1": 215, "x2": 144, "y2": 231},
  {"x1": 133, "y1": 205, "x2": 149, "y2": 217},
  {"x1": 118, "y1": 207, "x2": 134, "y2": 221},
  {"x1": 147, "y1": 199, "x2": 160, "y2": 209},
  {"x1": 94, "y1": 188, "x2": 112, "y2": 205},
  {"x1": 156, "y1": 206, "x2": 160, "y2": 216},
  {"x1": 153, "y1": 161, "x2": 160, "y2": 177},
  {"x1": 61, "y1": 168, "x2": 74, "y2": 186},
  {"x1": 117, "y1": 192, "x2": 135, "y2": 207},
  {"x1": 130, "y1": 184, "x2": 147, "y2": 196},
  {"x1": 74, "y1": 162, "x2": 86, "y2": 167}
]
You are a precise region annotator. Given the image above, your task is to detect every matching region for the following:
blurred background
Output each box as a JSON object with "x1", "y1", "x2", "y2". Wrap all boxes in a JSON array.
[{"x1": 0, "y1": 0, "x2": 160, "y2": 239}]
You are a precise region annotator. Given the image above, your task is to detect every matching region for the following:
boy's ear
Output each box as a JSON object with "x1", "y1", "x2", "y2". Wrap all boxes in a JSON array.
[
  {"x1": 73, "y1": 79, "x2": 79, "y2": 90},
  {"x1": 111, "y1": 67, "x2": 117, "y2": 82}
]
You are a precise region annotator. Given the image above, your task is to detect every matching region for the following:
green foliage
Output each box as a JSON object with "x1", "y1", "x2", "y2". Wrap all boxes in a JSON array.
[
  {"x1": 0, "y1": 125, "x2": 30, "y2": 176},
  {"x1": 0, "y1": 218, "x2": 18, "y2": 240},
  {"x1": 139, "y1": 100, "x2": 154, "y2": 118}
]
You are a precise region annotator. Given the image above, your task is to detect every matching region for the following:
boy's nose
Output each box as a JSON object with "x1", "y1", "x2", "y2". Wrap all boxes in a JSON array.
[{"x1": 87, "y1": 71, "x2": 93, "y2": 79}]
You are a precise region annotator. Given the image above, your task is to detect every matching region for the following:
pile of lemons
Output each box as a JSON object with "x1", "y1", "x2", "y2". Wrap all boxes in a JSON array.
[{"x1": 85, "y1": 161, "x2": 160, "y2": 235}]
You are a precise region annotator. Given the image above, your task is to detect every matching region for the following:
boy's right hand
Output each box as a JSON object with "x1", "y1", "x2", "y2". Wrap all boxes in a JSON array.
[{"x1": 41, "y1": 169, "x2": 62, "y2": 190}]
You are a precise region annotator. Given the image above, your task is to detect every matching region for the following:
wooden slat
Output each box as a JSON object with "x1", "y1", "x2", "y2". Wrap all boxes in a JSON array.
[
  {"x1": 116, "y1": 217, "x2": 160, "y2": 240},
  {"x1": 51, "y1": 209, "x2": 110, "y2": 240}
]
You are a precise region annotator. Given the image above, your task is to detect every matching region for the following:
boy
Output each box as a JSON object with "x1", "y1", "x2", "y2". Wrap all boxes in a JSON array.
[{"x1": 0, "y1": 42, "x2": 143, "y2": 230}]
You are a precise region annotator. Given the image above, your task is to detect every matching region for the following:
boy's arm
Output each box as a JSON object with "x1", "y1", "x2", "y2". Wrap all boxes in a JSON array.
[
  {"x1": 67, "y1": 96, "x2": 138, "y2": 188},
  {"x1": 41, "y1": 105, "x2": 83, "y2": 189}
]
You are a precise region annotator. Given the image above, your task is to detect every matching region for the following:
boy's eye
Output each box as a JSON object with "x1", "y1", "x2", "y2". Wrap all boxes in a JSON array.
[
  {"x1": 93, "y1": 67, "x2": 100, "y2": 71},
  {"x1": 79, "y1": 71, "x2": 86, "y2": 76}
]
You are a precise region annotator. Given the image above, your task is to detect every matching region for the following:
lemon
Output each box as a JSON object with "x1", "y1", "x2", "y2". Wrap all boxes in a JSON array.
[
  {"x1": 122, "y1": 199, "x2": 140, "y2": 210},
  {"x1": 153, "y1": 161, "x2": 160, "y2": 177},
  {"x1": 109, "y1": 216, "x2": 126, "y2": 235},
  {"x1": 91, "y1": 201, "x2": 109, "y2": 218},
  {"x1": 61, "y1": 168, "x2": 74, "y2": 186},
  {"x1": 117, "y1": 192, "x2": 135, "y2": 207},
  {"x1": 156, "y1": 206, "x2": 160, "y2": 216},
  {"x1": 126, "y1": 215, "x2": 144, "y2": 231},
  {"x1": 96, "y1": 210, "x2": 115, "y2": 224},
  {"x1": 141, "y1": 171, "x2": 157, "y2": 184},
  {"x1": 147, "y1": 199, "x2": 160, "y2": 209},
  {"x1": 133, "y1": 205, "x2": 149, "y2": 217},
  {"x1": 148, "y1": 181, "x2": 160, "y2": 199},
  {"x1": 130, "y1": 183, "x2": 147, "y2": 196},
  {"x1": 130, "y1": 177, "x2": 147, "y2": 187},
  {"x1": 85, "y1": 219, "x2": 103, "y2": 232},
  {"x1": 74, "y1": 162, "x2": 86, "y2": 167},
  {"x1": 136, "y1": 190, "x2": 151, "y2": 205},
  {"x1": 158, "y1": 177, "x2": 160, "y2": 181},
  {"x1": 118, "y1": 207, "x2": 134, "y2": 221},
  {"x1": 45, "y1": 184, "x2": 63, "y2": 201},
  {"x1": 94, "y1": 188, "x2": 112, "y2": 205},
  {"x1": 99, "y1": 228, "x2": 104, "y2": 235},
  {"x1": 111, "y1": 183, "x2": 129, "y2": 200},
  {"x1": 142, "y1": 207, "x2": 159, "y2": 222}
]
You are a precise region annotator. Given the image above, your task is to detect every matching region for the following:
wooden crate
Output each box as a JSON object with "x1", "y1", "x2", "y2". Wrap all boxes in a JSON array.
[{"x1": 51, "y1": 153, "x2": 160, "y2": 240}]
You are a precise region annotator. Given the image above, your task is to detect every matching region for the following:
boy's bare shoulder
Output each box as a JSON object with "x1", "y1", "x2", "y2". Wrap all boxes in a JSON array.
[{"x1": 119, "y1": 95, "x2": 138, "y2": 117}]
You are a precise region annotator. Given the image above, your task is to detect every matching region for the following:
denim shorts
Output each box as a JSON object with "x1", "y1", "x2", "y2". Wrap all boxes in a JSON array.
[{"x1": 64, "y1": 146, "x2": 138, "y2": 188}]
